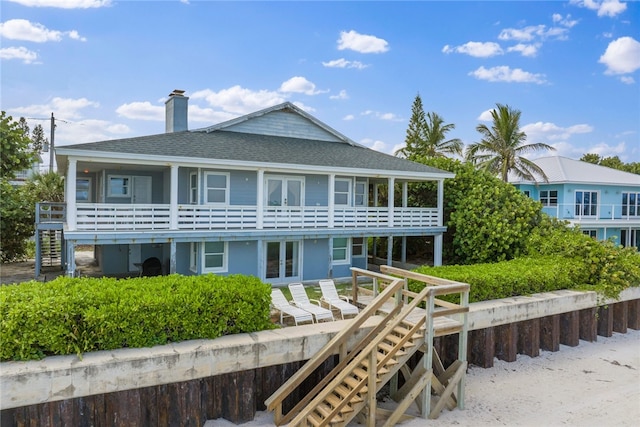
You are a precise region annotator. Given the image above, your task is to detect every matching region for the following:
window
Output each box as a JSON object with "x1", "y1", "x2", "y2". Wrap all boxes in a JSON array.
[
  {"x1": 575, "y1": 190, "x2": 598, "y2": 217},
  {"x1": 203, "y1": 241, "x2": 227, "y2": 272},
  {"x1": 622, "y1": 192, "x2": 639, "y2": 217},
  {"x1": 334, "y1": 179, "x2": 351, "y2": 206},
  {"x1": 76, "y1": 178, "x2": 91, "y2": 202},
  {"x1": 523, "y1": 190, "x2": 530, "y2": 198},
  {"x1": 189, "y1": 242, "x2": 198, "y2": 272},
  {"x1": 204, "y1": 172, "x2": 228, "y2": 204},
  {"x1": 582, "y1": 229, "x2": 597, "y2": 239},
  {"x1": 108, "y1": 175, "x2": 130, "y2": 197},
  {"x1": 355, "y1": 181, "x2": 367, "y2": 206},
  {"x1": 540, "y1": 190, "x2": 557, "y2": 206},
  {"x1": 332, "y1": 237, "x2": 349, "y2": 264},
  {"x1": 352, "y1": 237, "x2": 365, "y2": 257},
  {"x1": 189, "y1": 172, "x2": 198, "y2": 204}
]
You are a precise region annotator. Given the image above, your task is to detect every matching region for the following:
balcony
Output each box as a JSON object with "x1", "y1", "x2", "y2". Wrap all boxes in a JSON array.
[
  {"x1": 69, "y1": 203, "x2": 440, "y2": 232},
  {"x1": 542, "y1": 203, "x2": 640, "y2": 223}
]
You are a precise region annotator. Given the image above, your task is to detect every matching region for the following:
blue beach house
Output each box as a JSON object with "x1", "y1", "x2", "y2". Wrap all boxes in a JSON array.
[
  {"x1": 43, "y1": 90, "x2": 455, "y2": 283},
  {"x1": 511, "y1": 156, "x2": 640, "y2": 250}
]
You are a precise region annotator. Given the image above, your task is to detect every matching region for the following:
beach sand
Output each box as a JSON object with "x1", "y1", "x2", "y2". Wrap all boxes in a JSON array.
[{"x1": 207, "y1": 328, "x2": 640, "y2": 426}]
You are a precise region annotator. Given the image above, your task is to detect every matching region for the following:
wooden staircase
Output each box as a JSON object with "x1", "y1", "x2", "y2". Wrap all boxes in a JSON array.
[
  {"x1": 39, "y1": 229, "x2": 62, "y2": 267},
  {"x1": 265, "y1": 266, "x2": 469, "y2": 427}
]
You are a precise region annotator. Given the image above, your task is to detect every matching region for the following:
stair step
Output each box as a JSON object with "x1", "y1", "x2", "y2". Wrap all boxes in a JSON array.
[
  {"x1": 378, "y1": 341, "x2": 406, "y2": 356},
  {"x1": 385, "y1": 333, "x2": 416, "y2": 348},
  {"x1": 315, "y1": 402, "x2": 345, "y2": 422},
  {"x1": 334, "y1": 385, "x2": 363, "y2": 403},
  {"x1": 343, "y1": 377, "x2": 367, "y2": 393},
  {"x1": 323, "y1": 394, "x2": 354, "y2": 414},
  {"x1": 307, "y1": 411, "x2": 324, "y2": 427},
  {"x1": 360, "y1": 359, "x2": 391, "y2": 375}
]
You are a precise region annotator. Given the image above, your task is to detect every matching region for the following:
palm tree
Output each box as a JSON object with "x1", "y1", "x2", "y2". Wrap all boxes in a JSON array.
[
  {"x1": 396, "y1": 95, "x2": 463, "y2": 160},
  {"x1": 465, "y1": 103, "x2": 555, "y2": 182}
]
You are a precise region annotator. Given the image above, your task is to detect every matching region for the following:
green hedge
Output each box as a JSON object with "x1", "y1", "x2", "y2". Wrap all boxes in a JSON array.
[
  {"x1": 0, "y1": 274, "x2": 274, "y2": 361},
  {"x1": 412, "y1": 256, "x2": 591, "y2": 303}
]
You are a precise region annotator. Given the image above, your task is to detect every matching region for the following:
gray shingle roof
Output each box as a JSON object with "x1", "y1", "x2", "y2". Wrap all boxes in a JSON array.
[{"x1": 61, "y1": 129, "x2": 450, "y2": 176}]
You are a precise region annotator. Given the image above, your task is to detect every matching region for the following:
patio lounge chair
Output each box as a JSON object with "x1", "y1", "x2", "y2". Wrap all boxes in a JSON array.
[
  {"x1": 288, "y1": 283, "x2": 334, "y2": 323},
  {"x1": 319, "y1": 279, "x2": 359, "y2": 320},
  {"x1": 271, "y1": 288, "x2": 314, "y2": 326}
]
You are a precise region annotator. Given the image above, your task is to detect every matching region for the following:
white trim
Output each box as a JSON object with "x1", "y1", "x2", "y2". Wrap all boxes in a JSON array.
[
  {"x1": 189, "y1": 171, "x2": 198, "y2": 204},
  {"x1": 332, "y1": 237, "x2": 350, "y2": 265},
  {"x1": 334, "y1": 177, "x2": 352, "y2": 206},
  {"x1": 189, "y1": 242, "x2": 198, "y2": 273},
  {"x1": 76, "y1": 177, "x2": 92, "y2": 202}
]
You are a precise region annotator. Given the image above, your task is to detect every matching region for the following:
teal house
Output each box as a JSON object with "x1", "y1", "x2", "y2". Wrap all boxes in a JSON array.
[{"x1": 511, "y1": 156, "x2": 640, "y2": 249}]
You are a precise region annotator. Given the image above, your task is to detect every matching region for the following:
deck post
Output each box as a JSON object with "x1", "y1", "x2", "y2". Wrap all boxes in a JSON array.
[
  {"x1": 170, "y1": 165, "x2": 178, "y2": 230},
  {"x1": 66, "y1": 159, "x2": 77, "y2": 231}
]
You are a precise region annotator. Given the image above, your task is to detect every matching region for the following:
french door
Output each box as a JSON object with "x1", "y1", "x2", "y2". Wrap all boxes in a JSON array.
[
  {"x1": 265, "y1": 240, "x2": 301, "y2": 282},
  {"x1": 266, "y1": 176, "x2": 303, "y2": 207}
]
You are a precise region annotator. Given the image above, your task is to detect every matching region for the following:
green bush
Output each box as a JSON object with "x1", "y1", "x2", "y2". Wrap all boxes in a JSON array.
[
  {"x1": 412, "y1": 256, "x2": 591, "y2": 303},
  {"x1": 0, "y1": 274, "x2": 275, "y2": 361}
]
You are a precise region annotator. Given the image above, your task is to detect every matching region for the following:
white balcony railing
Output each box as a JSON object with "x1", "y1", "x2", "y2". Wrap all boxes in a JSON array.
[
  {"x1": 73, "y1": 203, "x2": 440, "y2": 232},
  {"x1": 542, "y1": 203, "x2": 640, "y2": 221}
]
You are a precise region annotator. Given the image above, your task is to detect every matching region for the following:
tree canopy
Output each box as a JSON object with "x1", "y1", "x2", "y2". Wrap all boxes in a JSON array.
[
  {"x1": 465, "y1": 103, "x2": 555, "y2": 182},
  {"x1": 1, "y1": 111, "x2": 37, "y2": 179},
  {"x1": 580, "y1": 153, "x2": 640, "y2": 175},
  {"x1": 396, "y1": 94, "x2": 462, "y2": 160}
]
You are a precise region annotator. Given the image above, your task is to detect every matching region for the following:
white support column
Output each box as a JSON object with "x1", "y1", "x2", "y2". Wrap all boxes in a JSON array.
[
  {"x1": 437, "y1": 179, "x2": 444, "y2": 227},
  {"x1": 387, "y1": 235, "x2": 393, "y2": 266},
  {"x1": 66, "y1": 242, "x2": 76, "y2": 276},
  {"x1": 388, "y1": 177, "x2": 395, "y2": 227},
  {"x1": 170, "y1": 165, "x2": 179, "y2": 230},
  {"x1": 402, "y1": 181, "x2": 408, "y2": 207},
  {"x1": 401, "y1": 236, "x2": 407, "y2": 264},
  {"x1": 434, "y1": 234, "x2": 443, "y2": 266},
  {"x1": 257, "y1": 239, "x2": 264, "y2": 280},
  {"x1": 67, "y1": 159, "x2": 77, "y2": 231},
  {"x1": 257, "y1": 170, "x2": 264, "y2": 229},
  {"x1": 328, "y1": 174, "x2": 335, "y2": 228},
  {"x1": 169, "y1": 240, "x2": 177, "y2": 274},
  {"x1": 374, "y1": 184, "x2": 379, "y2": 207}
]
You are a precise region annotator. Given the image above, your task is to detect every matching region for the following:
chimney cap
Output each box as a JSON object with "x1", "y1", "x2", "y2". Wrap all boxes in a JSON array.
[{"x1": 169, "y1": 89, "x2": 186, "y2": 97}]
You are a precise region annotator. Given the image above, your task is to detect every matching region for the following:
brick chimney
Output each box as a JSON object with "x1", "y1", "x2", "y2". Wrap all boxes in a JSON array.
[{"x1": 165, "y1": 89, "x2": 188, "y2": 133}]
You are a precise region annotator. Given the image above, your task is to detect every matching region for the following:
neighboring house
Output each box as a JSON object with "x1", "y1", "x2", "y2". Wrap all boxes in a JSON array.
[
  {"x1": 9, "y1": 156, "x2": 43, "y2": 186},
  {"x1": 511, "y1": 156, "x2": 640, "y2": 250},
  {"x1": 46, "y1": 90, "x2": 454, "y2": 283}
]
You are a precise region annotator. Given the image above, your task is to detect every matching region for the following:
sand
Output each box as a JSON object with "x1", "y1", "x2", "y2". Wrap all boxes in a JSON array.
[{"x1": 207, "y1": 328, "x2": 640, "y2": 426}]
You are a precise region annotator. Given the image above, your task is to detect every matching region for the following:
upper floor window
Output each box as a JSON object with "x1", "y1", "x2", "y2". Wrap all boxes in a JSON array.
[
  {"x1": 334, "y1": 179, "x2": 352, "y2": 206},
  {"x1": 205, "y1": 172, "x2": 229, "y2": 204},
  {"x1": 355, "y1": 181, "x2": 367, "y2": 206},
  {"x1": 540, "y1": 190, "x2": 557, "y2": 206},
  {"x1": 622, "y1": 192, "x2": 639, "y2": 217},
  {"x1": 575, "y1": 190, "x2": 598, "y2": 217},
  {"x1": 108, "y1": 175, "x2": 130, "y2": 197},
  {"x1": 189, "y1": 172, "x2": 198, "y2": 204},
  {"x1": 76, "y1": 178, "x2": 91, "y2": 202}
]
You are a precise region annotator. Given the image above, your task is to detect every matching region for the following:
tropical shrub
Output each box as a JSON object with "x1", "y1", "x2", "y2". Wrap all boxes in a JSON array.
[{"x1": 0, "y1": 274, "x2": 275, "y2": 361}]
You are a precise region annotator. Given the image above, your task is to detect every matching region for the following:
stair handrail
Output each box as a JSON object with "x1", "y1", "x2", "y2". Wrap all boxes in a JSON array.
[
  {"x1": 265, "y1": 270, "x2": 404, "y2": 422},
  {"x1": 286, "y1": 274, "x2": 467, "y2": 426}
]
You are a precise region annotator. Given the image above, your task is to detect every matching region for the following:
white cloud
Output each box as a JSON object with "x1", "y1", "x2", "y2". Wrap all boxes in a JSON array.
[
  {"x1": 570, "y1": 0, "x2": 627, "y2": 18},
  {"x1": 0, "y1": 46, "x2": 38, "y2": 63},
  {"x1": 191, "y1": 85, "x2": 286, "y2": 115},
  {"x1": 360, "y1": 110, "x2": 403, "y2": 122},
  {"x1": 552, "y1": 13, "x2": 579, "y2": 28},
  {"x1": 343, "y1": 114, "x2": 355, "y2": 121},
  {"x1": 599, "y1": 36, "x2": 640, "y2": 75},
  {"x1": 279, "y1": 76, "x2": 326, "y2": 95},
  {"x1": 330, "y1": 90, "x2": 349, "y2": 100},
  {"x1": 522, "y1": 121, "x2": 594, "y2": 141},
  {"x1": 620, "y1": 75, "x2": 635, "y2": 84},
  {"x1": 115, "y1": 101, "x2": 163, "y2": 121},
  {"x1": 477, "y1": 109, "x2": 494, "y2": 121},
  {"x1": 6, "y1": 0, "x2": 111, "y2": 8},
  {"x1": 442, "y1": 41, "x2": 503, "y2": 58},
  {"x1": 0, "y1": 19, "x2": 86, "y2": 42},
  {"x1": 188, "y1": 105, "x2": 235, "y2": 124},
  {"x1": 12, "y1": 97, "x2": 99, "y2": 120},
  {"x1": 322, "y1": 58, "x2": 368, "y2": 69},
  {"x1": 499, "y1": 25, "x2": 569, "y2": 42},
  {"x1": 360, "y1": 138, "x2": 389, "y2": 153},
  {"x1": 337, "y1": 30, "x2": 389, "y2": 54},
  {"x1": 469, "y1": 66, "x2": 547, "y2": 84},
  {"x1": 506, "y1": 43, "x2": 540, "y2": 57}
]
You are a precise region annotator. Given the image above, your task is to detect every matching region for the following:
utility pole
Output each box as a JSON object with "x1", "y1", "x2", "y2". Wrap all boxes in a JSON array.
[{"x1": 49, "y1": 112, "x2": 56, "y2": 172}]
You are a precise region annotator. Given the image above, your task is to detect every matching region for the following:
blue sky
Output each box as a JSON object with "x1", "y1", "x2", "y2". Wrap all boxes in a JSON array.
[{"x1": 1, "y1": 0, "x2": 639, "y2": 169}]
